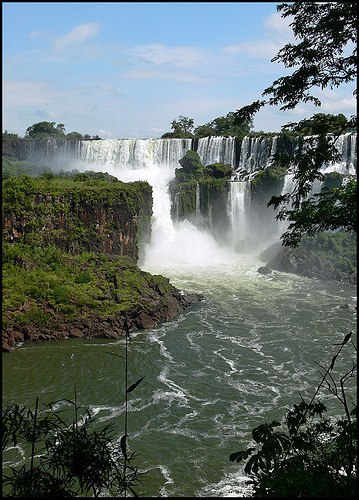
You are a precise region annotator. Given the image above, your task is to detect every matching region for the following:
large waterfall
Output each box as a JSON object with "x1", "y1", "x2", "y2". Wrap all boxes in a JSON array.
[
  {"x1": 4, "y1": 134, "x2": 358, "y2": 497},
  {"x1": 45, "y1": 133, "x2": 357, "y2": 256}
]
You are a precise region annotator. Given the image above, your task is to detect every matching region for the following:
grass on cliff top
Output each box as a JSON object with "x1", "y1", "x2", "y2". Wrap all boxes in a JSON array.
[
  {"x1": 2, "y1": 243, "x2": 173, "y2": 330},
  {"x1": 2, "y1": 172, "x2": 151, "y2": 207}
]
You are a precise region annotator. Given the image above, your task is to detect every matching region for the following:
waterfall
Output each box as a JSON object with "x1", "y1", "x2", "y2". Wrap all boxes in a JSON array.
[
  {"x1": 196, "y1": 136, "x2": 236, "y2": 166},
  {"x1": 236, "y1": 136, "x2": 276, "y2": 174},
  {"x1": 69, "y1": 137, "x2": 230, "y2": 265},
  {"x1": 76, "y1": 138, "x2": 193, "y2": 170},
  {"x1": 195, "y1": 181, "x2": 204, "y2": 227},
  {"x1": 227, "y1": 181, "x2": 251, "y2": 246},
  {"x1": 325, "y1": 132, "x2": 357, "y2": 176},
  {"x1": 40, "y1": 133, "x2": 356, "y2": 256},
  {"x1": 75, "y1": 137, "x2": 237, "y2": 171}
]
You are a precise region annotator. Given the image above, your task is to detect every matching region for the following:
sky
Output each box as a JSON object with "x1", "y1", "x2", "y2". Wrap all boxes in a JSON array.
[{"x1": 3, "y1": 2, "x2": 356, "y2": 139}]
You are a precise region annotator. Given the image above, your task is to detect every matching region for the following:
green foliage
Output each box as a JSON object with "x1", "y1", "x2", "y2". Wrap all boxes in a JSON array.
[
  {"x1": 263, "y1": 2, "x2": 356, "y2": 112},
  {"x1": 204, "y1": 163, "x2": 233, "y2": 179},
  {"x1": 282, "y1": 113, "x2": 355, "y2": 136},
  {"x1": 162, "y1": 111, "x2": 253, "y2": 139},
  {"x1": 230, "y1": 332, "x2": 357, "y2": 497},
  {"x1": 66, "y1": 131, "x2": 84, "y2": 141},
  {"x1": 273, "y1": 180, "x2": 357, "y2": 247},
  {"x1": 323, "y1": 171, "x2": 343, "y2": 190},
  {"x1": 2, "y1": 173, "x2": 152, "y2": 259},
  {"x1": 25, "y1": 121, "x2": 67, "y2": 139},
  {"x1": 233, "y1": 2, "x2": 357, "y2": 248},
  {"x1": 194, "y1": 111, "x2": 253, "y2": 138},
  {"x1": 177, "y1": 150, "x2": 204, "y2": 175},
  {"x1": 74, "y1": 271, "x2": 93, "y2": 284},
  {"x1": 3, "y1": 130, "x2": 19, "y2": 138},
  {"x1": 251, "y1": 166, "x2": 287, "y2": 198},
  {"x1": 73, "y1": 173, "x2": 90, "y2": 182},
  {"x1": 2, "y1": 394, "x2": 143, "y2": 497},
  {"x1": 2, "y1": 243, "x2": 175, "y2": 328},
  {"x1": 162, "y1": 115, "x2": 195, "y2": 138}
]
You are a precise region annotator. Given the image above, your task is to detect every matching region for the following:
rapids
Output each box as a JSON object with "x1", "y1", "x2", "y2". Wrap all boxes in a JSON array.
[{"x1": 2, "y1": 137, "x2": 357, "y2": 496}]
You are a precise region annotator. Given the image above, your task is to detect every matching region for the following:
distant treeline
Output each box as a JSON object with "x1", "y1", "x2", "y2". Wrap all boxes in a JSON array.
[{"x1": 3, "y1": 112, "x2": 356, "y2": 142}]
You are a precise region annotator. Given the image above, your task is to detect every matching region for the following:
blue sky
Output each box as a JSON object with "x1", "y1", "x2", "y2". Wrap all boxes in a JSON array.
[{"x1": 3, "y1": 2, "x2": 356, "y2": 139}]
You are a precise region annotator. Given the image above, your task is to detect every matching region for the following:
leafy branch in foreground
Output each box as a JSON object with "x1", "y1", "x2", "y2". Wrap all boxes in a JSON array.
[
  {"x1": 2, "y1": 321, "x2": 145, "y2": 497},
  {"x1": 233, "y1": 2, "x2": 357, "y2": 249},
  {"x1": 230, "y1": 330, "x2": 357, "y2": 497},
  {"x1": 107, "y1": 319, "x2": 146, "y2": 497}
]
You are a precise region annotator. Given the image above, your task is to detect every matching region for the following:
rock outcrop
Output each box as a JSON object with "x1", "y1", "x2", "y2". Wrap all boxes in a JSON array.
[
  {"x1": 3, "y1": 176, "x2": 152, "y2": 262},
  {"x1": 2, "y1": 175, "x2": 205, "y2": 352},
  {"x1": 2, "y1": 283, "x2": 204, "y2": 352},
  {"x1": 259, "y1": 232, "x2": 357, "y2": 284}
]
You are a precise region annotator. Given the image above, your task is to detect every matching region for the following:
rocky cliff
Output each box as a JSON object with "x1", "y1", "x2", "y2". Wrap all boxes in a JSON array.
[
  {"x1": 3, "y1": 175, "x2": 152, "y2": 262},
  {"x1": 2, "y1": 175, "x2": 204, "y2": 351},
  {"x1": 259, "y1": 231, "x2": 357, "y2": 284}
]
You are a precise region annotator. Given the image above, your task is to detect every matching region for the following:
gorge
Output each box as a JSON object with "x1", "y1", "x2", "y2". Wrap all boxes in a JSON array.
[
  {"x1": 3, "y1": 133, "x2": 356, "y2": 255},
  {"x1": 2, "y1": 133, "x2": 357, "y2": 496}
]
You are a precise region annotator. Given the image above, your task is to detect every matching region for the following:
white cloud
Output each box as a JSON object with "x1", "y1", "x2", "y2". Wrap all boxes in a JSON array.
[
  {"x1": 97, "y1": 83, "x2": 123, "y2": 96},
  {"x1": 149, "y1": 127, "x2": 166, "y2": 134},
  {"x1": 99, "y1": 129, "x2": 113, "y2": 138},
  {"x1": 222, "y1": 40, "x2": 281, "y2": 60},
  {"x1": 287, "y1": 88, "x2": 357, "y2": 116},
  {"x1": 264, "y1": 12, "x2": 293, "y2": 38},
  {"x1": 34, "y1": 109, "x2": 62, "y2": 119},
  {"x1": 223, "y1": 11, "x2": 294, "y2": 60},
  {"x1": 129, "y1": 44, "x2": 206, "y2": 67},
  {"x1": 53, "y1": 23, "x2": 101, "y2": 52},
  {"x1": 111, "y1": 59, "x2": 132, "y2": 67},
  {"x1": 123, "y1": 69, "x2": 213, "y2": 84}
]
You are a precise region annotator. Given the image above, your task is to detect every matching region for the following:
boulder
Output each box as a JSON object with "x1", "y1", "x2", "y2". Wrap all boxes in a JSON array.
[
  {"x1": 69, "y1": 328, "x2": 83, "y2": 338},
  {"x1": 135, "y1": 311, "x2": 157, "y2": 329},
  {"x1": 22, "y1": 325, "x2": 36, "y2": 341},
  {"x1": 2, "y1": 342, "x2": 12, "y2": 353},
  {"x1": 257, "y1": 266, "x2": 272, "y2": 275}
]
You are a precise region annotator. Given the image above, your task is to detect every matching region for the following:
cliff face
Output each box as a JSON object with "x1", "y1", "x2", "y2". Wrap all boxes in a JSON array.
[
  {"x1": 2, "y1": 175, "x2": 204, "y2": 351},
  {"x1": 2, "y1": 137, "x2": 77, "y2": 164},
  {"x1": 2, "y1": 176, "x2": 152, "y2": 262}
]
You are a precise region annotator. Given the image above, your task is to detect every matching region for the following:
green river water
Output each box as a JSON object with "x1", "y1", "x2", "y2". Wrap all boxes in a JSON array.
[{"x1": 2, "y1": 245, "x2": 356, "y2": 497}]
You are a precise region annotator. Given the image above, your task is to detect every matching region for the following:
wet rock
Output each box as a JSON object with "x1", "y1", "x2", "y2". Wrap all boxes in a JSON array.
[
  {"x1": 258, "y1": 266, "x2": 272, "y2": 275},
  {"x1": 69, "y1": 328, "x2": 83, "y2": 338},
  {"x1": 234, "y1": 238, "x2": 254, "y2": 254},
  {"x1": 2, "y1": 342, "x2": 12, "y2": 353},
  {"x1": 22, "y1": 325, "x2": 36, "y2": 341}
]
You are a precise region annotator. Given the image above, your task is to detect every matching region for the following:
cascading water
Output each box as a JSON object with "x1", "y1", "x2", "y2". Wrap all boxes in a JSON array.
[
  {"x1": 227, "y1": 181, "x2": 251, "y2": 246},
  {"x1": 44, "y1": 132, "x2": 357, "y2": 252},
  {"x1": 3, "y1": 134, "x2": 357, "y2": 497},
  {"x1": 196, "y1": 136, "x2": 236, "y2": 166},
  {"x1": 230, "y1": 133, "x2": 357, "y2": 247},
  {"x1": 72, "y1": 138, "x2": 231, "y2": 266}
]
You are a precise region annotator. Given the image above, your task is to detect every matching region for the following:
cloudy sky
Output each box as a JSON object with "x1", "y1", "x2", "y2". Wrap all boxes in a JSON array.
[{"x1": 3, "y1": 2, "x2": 356, "y2": 139}]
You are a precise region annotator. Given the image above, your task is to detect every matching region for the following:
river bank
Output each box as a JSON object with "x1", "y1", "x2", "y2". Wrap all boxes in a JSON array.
[{"x1": 2, "y1": 248, "x2": 203, "y2": 353}]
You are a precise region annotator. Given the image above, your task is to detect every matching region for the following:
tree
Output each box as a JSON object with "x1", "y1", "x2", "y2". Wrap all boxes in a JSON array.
[
  {"x1": 171, "y1": 115, "x2": 194, "y2": 136},
  {"x1": 3, "y1": 130, "x2": 19, "y2": 138},
  {"x1": 281, "y1": 113, "x2": 355, "y2": 136},
  {"x1": 66, "y1": 131, "x2": 84, "y2": 141},
  {"x1": 234, "y1": 2, "x2": 357, "y2": 247},
  {"x1": 25, "y1": 121, "x2": 66, "y2": 138},
  {"x1": 194, "y1": 111, "x2": 253, "y2": 138},
  {"x1": 162, "y1": 115, "x2": 195, "y2": 138},
  {"x1": 230, "y1": 331, "x2": 357, "y2": 497}
]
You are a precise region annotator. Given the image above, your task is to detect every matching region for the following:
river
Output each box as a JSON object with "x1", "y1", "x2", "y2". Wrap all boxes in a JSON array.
[{"x1": 2, "y1": 158, "x2": 357, "y2": 497}]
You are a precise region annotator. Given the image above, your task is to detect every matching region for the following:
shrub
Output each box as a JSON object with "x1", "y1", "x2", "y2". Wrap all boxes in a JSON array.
[{"x1": 74, "y1": 271, "x2": 93, "y2": 284}]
